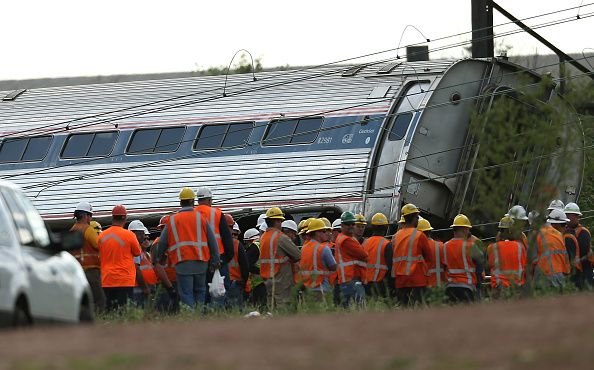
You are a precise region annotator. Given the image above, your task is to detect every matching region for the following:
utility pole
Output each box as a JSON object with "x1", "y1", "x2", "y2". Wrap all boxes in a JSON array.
[{"x1": 471, "y1": 0, "x2": 494, "y2": 58}]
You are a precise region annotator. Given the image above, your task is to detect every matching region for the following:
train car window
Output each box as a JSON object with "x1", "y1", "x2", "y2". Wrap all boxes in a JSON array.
[
  {"x1": 0, "y1": 136, "x2": 53, "y2": 163},
  {"x1": 264, "y1": 117, "x2": 323, "y2": 146},
  {"x1": 127, "y1": 127, "x2": 185, "y2": 154},
  {"x1": 61, "y1": 131, "x2": 118, "y2": 158},
  {"x1": 194, "y1": 122, "x2": 254, "y2": 150},
  {"x1": 388, "y1": 113, "x2": 413, "y2": 141}
]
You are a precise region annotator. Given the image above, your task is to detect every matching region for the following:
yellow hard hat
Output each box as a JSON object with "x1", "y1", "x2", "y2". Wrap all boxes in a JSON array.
[
  {"x1": 297, "y1": 220, "x2": 306, "y2": 233},
  {"x1": 498, "y1": 216, "x2": 514, "y2": 229},
  {"x1": 417, "y1": 219, "x2": 433, "y2": 231},
  {"x1": 451, "y1": 214, "x2": 472, "y2": 228},
  {"x1": 355, "y1": 214, "x2": 367, "y2": 225},
  {"x1": 319, "y1": 217, "x2": 332, "y2": 229},
  {"x1": 265, "y1": 207, "x2": 285, "y2": 220},
  {"x1": 90, "y1": 221, "x2": 102, "y2": 234},
  {"x1": 399, "y1": 216, "x2": 405, "y2": 224},
  {"x1": 307, "y1": 219, "x2": 327, "y2": 233},
  {"x1": 179, "y1": 187, "x2": 196, "y2": 200},
  {"x1": 401, "y1": 203, "x2": 420, "y2": 217},
  {"x1": 371, "y1": 213, "x2": 388, "y2": 225},
  {"x1": 299, "y1": 218, "x2": 315, "y2": 235}
]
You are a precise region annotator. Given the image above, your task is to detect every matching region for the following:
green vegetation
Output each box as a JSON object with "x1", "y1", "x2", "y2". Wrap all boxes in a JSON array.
[{"x1": 195, "y1": 52, "x2": 264, "y2": 76}]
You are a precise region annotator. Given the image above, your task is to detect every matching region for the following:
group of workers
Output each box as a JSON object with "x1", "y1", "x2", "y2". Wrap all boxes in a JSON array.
[{"x1": 67, "y1": 187, "x2": 593, "y2": 314}]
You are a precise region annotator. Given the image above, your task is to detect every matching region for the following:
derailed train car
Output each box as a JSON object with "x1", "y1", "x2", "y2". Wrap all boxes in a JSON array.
[{"x1": 0, "y1": 57, "x2": 584, "y2": 233}]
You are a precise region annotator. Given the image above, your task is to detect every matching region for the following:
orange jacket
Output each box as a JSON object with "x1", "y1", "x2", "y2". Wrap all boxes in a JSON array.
[
  {"x1": 195, "y1": 205, "x2": 224, "y2": 254},
  {"x1": 443, "y1": 239, "x2": 477, "y2": 286},
  {"x1": 70, "y1": 223, "x2": 100, "y2": 270},
  {"x1": 335, "y1": 233, "x2": 368, "y2": 284},
  {"x1": 259, "y1": 230, "x2": 290, "y2": 279},
  {"x1": 300, "y1": 241, "x2": 334, "y2": 289},
  {"x1": 99, "y1": 226, "x2": 141, "y2": 287},
  {"x1": 229, "y1": 239, "x2": 242, "y2": 281},
  {"x1": 135, "y1": 251, "x2": 159, "y2": 286},
  {"x1": 427, "y1": 239, "x2": 445, "y2": 287},
  {"x1": 487, "y1": 241, "x2": 527, "y2": 287},
  {"x1": 535, "y1": 226, "x2": 570, "y2": 276},
  {"x1": 166, "y1": 211, "x2": 211, "y2": 265},
  {"x1": 364, "y1": 236, "x2": 390, "y2": 283},
  {"x1": 392, "y1": 228, "x2": 427, "y2": 277}
]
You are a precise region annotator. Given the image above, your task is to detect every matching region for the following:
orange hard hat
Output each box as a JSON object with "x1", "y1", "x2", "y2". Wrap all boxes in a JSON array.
[
  {"x1": 158, "y1": 215, "x2": 169, "y2": 229},
  {"x1": 224, "y1": 214, "x2": 234, "y2": 227},
  {"x1": 112, "y1": 204, "x2": 127, "y2": 216}
]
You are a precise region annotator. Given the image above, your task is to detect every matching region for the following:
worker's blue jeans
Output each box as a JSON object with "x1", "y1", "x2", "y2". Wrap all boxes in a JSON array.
[
  {"x1": 339, "y1": 279, "x2": 365, "y2": 309},
  {"x1": 176, "y1": 272, "x2": 206, "y2": 309}
]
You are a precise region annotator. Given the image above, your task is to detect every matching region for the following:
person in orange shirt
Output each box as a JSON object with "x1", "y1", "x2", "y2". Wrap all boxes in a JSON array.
[
  {"x1": 417, "y1": 219, "x2": 445, "y2": 289},
  {"x1": 392, "y1": 204, "x2": 432, "y2": 307},
  {"x1": 98, "y1": 205, "x2": 142, "y2": 311},
  {"x1": 70, "y1": 202, "x2": 105, "y2": 314},
  {"x1": 335, "y1": 211, "x2": 368, "y2": 308},
  {"x1": 128, "y1": 220, "x2": 152, "y2": 308},
  {"x1": 364, "y1": 213, "x2": 393, "y2": 298},
  {"x1": 487, "y1": 217, "x2": 527, "y2": 299},
  {"x1": 532, "y1": 209, "x2": 570, "y2": 289}
]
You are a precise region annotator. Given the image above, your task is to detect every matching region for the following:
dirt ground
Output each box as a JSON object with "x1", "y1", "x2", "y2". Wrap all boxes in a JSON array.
[{"x1": 1, "y1": 293, "x2": 593, "y2": 369}]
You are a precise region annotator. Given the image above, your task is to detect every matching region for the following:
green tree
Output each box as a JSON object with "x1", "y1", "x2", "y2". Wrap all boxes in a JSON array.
[{"x1": 195, "y1": 52, "x2": 263, "y2": 76}]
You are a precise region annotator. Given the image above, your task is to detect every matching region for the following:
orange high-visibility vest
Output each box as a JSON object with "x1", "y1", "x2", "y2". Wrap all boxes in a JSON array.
[
  {"x1": 300, "y1": 241, "x2": 334, "y2": 289},
  {"x1": 443, "y1": 239, "x2": 477, "y2": 285},
  {"x1": 69, "y1": 223, "x2": 100, "y2": 269},
  {"x1": 228, "y1": 239, "x2": 243, "y2": 281},
  {"x1": 564, "y1": 233, "x2": 581, "y2": 272},
  {"x1": 535, "y1": 226, "x2": 570, "y2": 276},
  {"x1": 364, "y1": 236, "x2": 390, "y2": 283},
  {"x1": 259, "y1": 230, "x2": 290, "y2": 279},
  {"x1": 487, "y1": 241, "x2": 526, "y2": 287},
  {"x1": 327, "y1": 242, "x2": 338, "y2": 287},
  {"x1": 135, "y1": 251, "x2": 159, "y2": 286},
  {"x1": 195, "y1": 205, "x2": 224, "y2": 254},
  {"x1": 166, "y1": 211, "x2": 210, "y2": 265},
  {"x1": 392, "y1": 228, "x2": 427, "y2": 277},
  {"x1": 150, "y1": 237, "x2": 177, "y2": 282},
  {"x1": 335, "y1": 234, "x2": 367, "y2": 284},
  {"x1": 99, "y1": 226, "x2": 141, "y2": 288},
  {"x1": 427, "y1": 239, "x2": 445, "y2": 287},
  {"x1": 573, "y1": 225, "x2": 594, "y2": 265}
]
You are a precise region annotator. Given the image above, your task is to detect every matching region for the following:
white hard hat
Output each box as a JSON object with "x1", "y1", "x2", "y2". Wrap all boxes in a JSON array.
[
  {"x1": 332, "y1": 218, "x2": 342, "y2": 229},
  {"x1": 260, "y1": 222, "x2": 268, "y2": 232},
  {"x1": 128, "y1": 220, "x2": 146, "y2": 231},
  {"x1": 243, "y1": 228, "x2": 259, "y2": 241},
  {"x1": 233, "y1": 222, "x2": 240, "y2": 231},
  {"x1": 281, "y1": 220, "x2": 298, "y2": 232},
  {"x1": 196, "y1": 186, "x2": 213, "y2": 199},
  {"x1": 508, "y1": 205, "x2": 529, "y2": 221},
  {"x1": 564, "y1": 202, "x2": 582, "y2": 216},
  {"x1": 547, "y1": 209, "x2": 569, "y2": 224},
  {"x1": 256, "y1": 213, "x2": 266, "y2": 228},
  {"x1": 528, "y1": 210, "x2": 540, "y2": 225},
  {"x1": 143, "y1": 227, "x2": 150, "y2": 235},
  {"x1": 75, "y1": 202, "x2": 93, "y2": 214},
  {"x1": 547, "y1": 199, "x2": 565, "y2": 211}
]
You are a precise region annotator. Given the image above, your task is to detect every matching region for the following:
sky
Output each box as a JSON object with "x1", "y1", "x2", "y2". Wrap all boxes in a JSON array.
[{"x1": 1, "y1": 0, "x2": 593, "y2": 80}]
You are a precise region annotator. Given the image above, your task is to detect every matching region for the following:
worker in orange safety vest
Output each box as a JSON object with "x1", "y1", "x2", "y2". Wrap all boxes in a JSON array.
[
  {"x1": 335, "y1": 211, "x2": 368, "y2": 308},
  {"x1": 532, "y1": 209, "x2": 570, "y2": 289},
  {"x1": 417, "y1": 219, "x2": 445, "y2": 289},
  {"x1": 225, "y1": 214, "x2": 249, "y2": 311},
  {"x1": 565, "y1": 202, "x2": 594, "y2": 289},
  {"x1": 363, "y1": 213, "x2": 393, "y2": 298},
  {"x1": 300, "y1": 218, "x2": 337, "y2": 301}
]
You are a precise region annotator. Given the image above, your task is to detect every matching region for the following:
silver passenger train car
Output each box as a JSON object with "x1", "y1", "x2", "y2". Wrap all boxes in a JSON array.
[{"x1": 0, "y1": 57, "x2": 584, "y2": 233}]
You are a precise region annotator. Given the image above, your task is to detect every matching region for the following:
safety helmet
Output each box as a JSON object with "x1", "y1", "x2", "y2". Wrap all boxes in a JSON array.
[
  {"x1": 90, "y1": 221, "x2": 102, "y2": 233},
  {"x1": 179, "y1": 187, "x2": 196, "y2": 200},
  {"x1": 143, "y1": 227, "x2": 150, "y2": 235},
  {"x1": 256, "y1": 213, "x2": 266, "y2": 229},
  {"x1": 398, "y1": 216, "x2": 405, "y2": 224},
  {"x1": 265, "y1": 207, "x2": 285, "y2": 220},
  {"x1": 158, "y1": 215, "x2": 169, "y2": 229},
  {"x1": 332, "y1": 218, "x2": 342, "y2": 229},
  {"x1": 233, "y1": 222, "x2": 240, "y2": 231},
  {"x1": 371, "y1": 213, "x2": 389, "y2": 226},
  {"x1": 281, "y1": 220, "x2": 298, "y2": 232},
  {"x1": 299, "y1": 218, "x2": 314, "y2": 235},
  {"x1": 498, "y1": 216, "x2": 514, "y2": 229},
  {"x1": 564, "y1": 202, "x2": 582, "y2": 216},
  {"x1": 112, "y1": 204, "x2": 127, "y2": 216},
  {"x1": 320, "y1": 217, "x2": 332, "y2": 229},
  {"x1": 547, "y1": 209, "x2": 569, "y2": 224},
  {"x1": 507, "y1": 205, "x2": 529, "y2": 221},
  {"x1": 128, "y1": 219, "x2": 145, "y2": 231},
  {"x1": 451, "y1": 214, "x2": 472, "y2": 228},
  {"x1": 417, "y1": 219, "x2": 433, "y2": 231},
  {"x1": 260, "y1": 222, "x2": 268, "y2": 232},
  {"x1": 224, "y1": 214, "x2": 234, "y2": 227},
  {"x1": 547, "y1": 199, "x2": 565, "y2": 211},
  {"x1": 527, "y1": 210, "x2": 540, "y2": 225},
  {"x1": 307, "y1": 219, "x2": 327, "y2": 233},
  {"x1": 401, "y1": 203, "x2": 421, "y2": 217},
  {"x1": 243, "y1": 228, "x2": 260, "y2": 241},
  {"x1": 196, "y1": 186, "x2": 213, "y2": 199},
  {"x1": 340, "y1": 211, "x2": 357, "y2": 223},
  {"x1": 75, "y1": 202, "x2": 93, "y2": 215},
  {"x1": 355, "y1": 214, "x2": 367, "y2": 225}
]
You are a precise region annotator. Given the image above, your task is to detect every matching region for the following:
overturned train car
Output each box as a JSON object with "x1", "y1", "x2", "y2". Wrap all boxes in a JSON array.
[{"x1": 0, "y1": 58, "x2": 584, "y2": 232}]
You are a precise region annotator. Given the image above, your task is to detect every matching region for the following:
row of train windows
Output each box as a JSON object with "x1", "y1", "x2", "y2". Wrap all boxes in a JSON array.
[{"x1": 0, "y1": 117, "x2": 324, "y2": 163}]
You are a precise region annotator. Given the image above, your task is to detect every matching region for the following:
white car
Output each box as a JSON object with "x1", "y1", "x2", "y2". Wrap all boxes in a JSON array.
[{"x1": 0, "y1": 180, "x2": 93, "y2": 327}]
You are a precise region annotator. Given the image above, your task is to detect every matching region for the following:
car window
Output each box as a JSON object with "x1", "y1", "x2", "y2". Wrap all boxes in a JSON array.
[
  {"x1": 1, "y1": 188, "x2": 50, "y2": 248},
  {"x1": 1, "y1": 189, "x2": 35, "y2": 246},
  {"x1": 0, "y1": 197, "x2": 14, "y2": 247}
]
